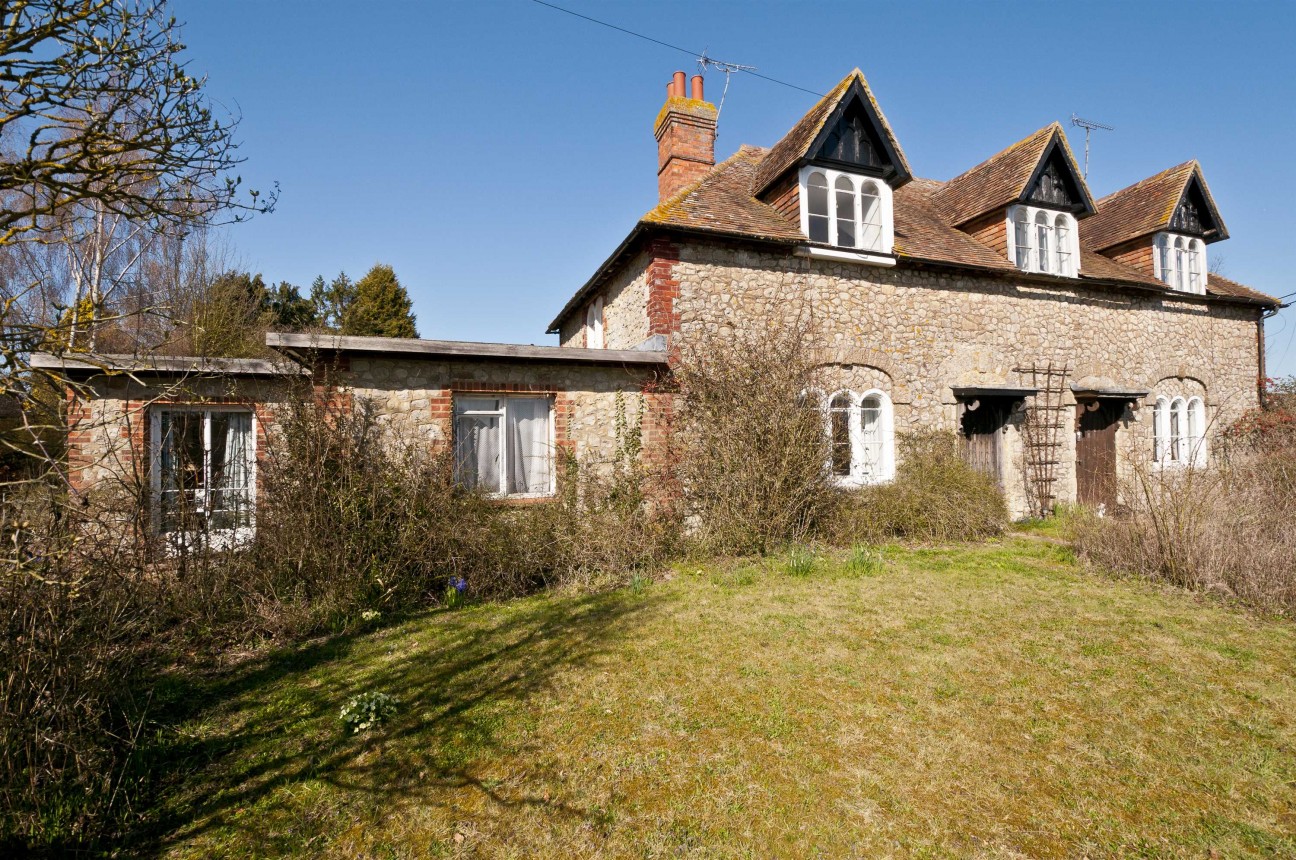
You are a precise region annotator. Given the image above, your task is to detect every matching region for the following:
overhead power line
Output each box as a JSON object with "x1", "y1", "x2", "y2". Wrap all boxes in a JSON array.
[{"x1": 528, "y1": 0, "x2": 824, "y2": 97}]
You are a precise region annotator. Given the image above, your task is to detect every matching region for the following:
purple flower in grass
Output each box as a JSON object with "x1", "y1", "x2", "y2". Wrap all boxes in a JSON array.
[{"x1": 451, "y1": 576, "x2": 467, "y2": 594}]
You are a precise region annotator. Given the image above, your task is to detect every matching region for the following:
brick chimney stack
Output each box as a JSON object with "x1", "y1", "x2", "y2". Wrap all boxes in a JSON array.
[{"x1": 654, "y1": 71, "x2": 717, "y2": 202}]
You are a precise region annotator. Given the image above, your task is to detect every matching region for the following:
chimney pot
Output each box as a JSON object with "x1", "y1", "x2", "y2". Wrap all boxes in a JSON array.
[{"x1": 655, "y1": 71, "x2": 717, "y2": 202}]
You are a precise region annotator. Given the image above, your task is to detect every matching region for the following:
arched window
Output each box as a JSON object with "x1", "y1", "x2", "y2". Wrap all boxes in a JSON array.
[
  {"x1": 858, "y1": 394, "x2": 884, "y2": 481},
  {"x1": 819, "y1": 388, "x2": 894, "y2": 485},
  {"x1": 1173, "y1": 238, "x2": 1186, "y2": 292},
  {"x1": 1013, "y1": 208, "x2": 1032, "y2": 270},
  {"x1": 828, "y1": 392, "x2": 852, "y2": 477},
  {"x1": 1170, "y1": 397, "x2": 1187, "y2": 463},
  {"x1": 1187, "y1": 397, "x2": 1206, "y2": 466},
  {"x1": 860, "y1": 181, "x2": 883, "y2": 251},
  {"x1": 1153, "y1": 396, "x2": 1170, "y2": 462},
  {"x1": 1188, "y1": 240, "x2": 1204, "y2": 294},
  {"x1": 1155, "y1": 234, "x2": 1172, "y2": 285},
  {"x1": 1054, "y1": 214, "x2": 1071, "y2": 276},
  {"x1": 1035, "y1": 211, "x2": 1052, "y2": 273},
  {"x1": 585, "y1": 296, "x2": 604, "y2": 349},
  {"x1": 798, "y1": 166, "x2": 895, "y2": 257},
  {"x1": 834, "y1": 176, "x2": 857, "y2": 248},
  {"x1": 806, "y1": 172, "x2": 830, "y2": 244}
]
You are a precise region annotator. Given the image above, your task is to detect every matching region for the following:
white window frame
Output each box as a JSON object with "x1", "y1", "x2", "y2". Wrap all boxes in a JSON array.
[
  {"x1": 585, "y1": 296, "x2": 605, "y2": 349},
  {"x1": 798, "y1": 166, "x2": 895, "y2": 261},
  {"x1": 453, "y1": 394, "x2": 556, "y2": 499},
  {"x1": 1153, "y1": 393, "x2": 1208, "y2": 468},
  {"x1": 806, "y1": 388, "x2": 896, "y2": 487},
  {"x1": 149, "y1": 404, "x2": 257, "y2": 547},
  {"x1": 1152, "y1": 232, "x2": 1208, "y2": 294},
  {"x1": 1006, "y1": 205, "x2": 1080, "y2": 277}
]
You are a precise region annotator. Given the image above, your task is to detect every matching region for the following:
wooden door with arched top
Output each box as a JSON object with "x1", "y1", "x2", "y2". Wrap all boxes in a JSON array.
[{"x1": 1075, "y1": 400, "x2": 1121, "y2": 510}]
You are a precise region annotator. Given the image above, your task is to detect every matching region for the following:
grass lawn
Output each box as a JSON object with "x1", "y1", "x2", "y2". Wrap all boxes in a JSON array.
[{"x1": 142, "y1": 529, "x2": 1296, "y2": 858}]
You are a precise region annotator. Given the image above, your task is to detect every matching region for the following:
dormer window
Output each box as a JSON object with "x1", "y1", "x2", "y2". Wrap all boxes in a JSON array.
[
  {"x1": 1006, "y1": 205, "x2": 1079, "y2": 277},
  {"x1": 1153, "y1": 233, "x2": 1206, "y2": 294},
  {"x1": 799, "y1": 166, "x2": 894, "y2": 256}
]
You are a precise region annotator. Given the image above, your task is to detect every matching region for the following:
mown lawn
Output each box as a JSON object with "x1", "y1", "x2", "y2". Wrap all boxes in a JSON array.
[{"x1": 141, "y1": 530, "x2": 1296, "y2": 858}]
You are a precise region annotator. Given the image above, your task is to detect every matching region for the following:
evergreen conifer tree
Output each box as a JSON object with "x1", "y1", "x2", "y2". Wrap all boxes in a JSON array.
[{"x1": 342, "y1": 264, "x2": 418, "y2": 338}]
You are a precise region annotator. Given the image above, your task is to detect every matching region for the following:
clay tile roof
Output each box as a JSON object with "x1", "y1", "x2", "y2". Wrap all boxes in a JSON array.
[
  {"x1": 892, "y1": 180, "x2": 1016, "y2": 271},
  {"x1": 752, "y1": 69, "x2": 911, "y2": 195},
  {"x1": 929, "y1": 124, "x2": 1086, "y2": 227},
  {"x1": 1077, "y1": 161, "x2": 1203, "y2": 252},
  {"x1": 1204, "y1": 272, "x2": 1280, "y2": 304},
  {"x1": 643, "y1": 146, "x2": 805, "y2": 241}
]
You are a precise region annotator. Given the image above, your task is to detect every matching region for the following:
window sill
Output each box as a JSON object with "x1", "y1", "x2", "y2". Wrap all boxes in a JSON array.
[
  {"x1": 797, "y1": 246, "x2": 896, "y2": 267},
  {"x1": 486, "y1": 493, "x2": 557, "y2": 507},
  {"x1": 162, "y1": 526, "x2": 255, "y2": 553},
  {"x1": 831, "y1": 475, "x2": 891, "y2": 489}
]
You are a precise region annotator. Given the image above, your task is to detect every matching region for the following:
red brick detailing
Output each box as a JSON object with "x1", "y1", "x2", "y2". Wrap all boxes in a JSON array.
[
  {"x1": 655, "y1": 96, "x2": 716, "y2": 202},
  {"x1": 646, "y1": 236, "x2": 681, "y2": 344}
]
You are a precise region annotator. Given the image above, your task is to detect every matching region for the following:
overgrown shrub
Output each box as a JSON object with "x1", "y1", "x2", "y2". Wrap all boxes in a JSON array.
[
  {"x1": 1074, "y1": 413, "x2": 1296, "y2": 616},
  {"x1": 235, "y1": 377, "x2": 676, "y2": 637},
  {"x1": 0, "y1": 483, "x2": 159, "y2": 851},
  {"x1": 669, "y1": 320, "x2": 836, "y2": 555},
  {"x1": 828, "y1": 432, "x2": 1008, "y2": 543}
]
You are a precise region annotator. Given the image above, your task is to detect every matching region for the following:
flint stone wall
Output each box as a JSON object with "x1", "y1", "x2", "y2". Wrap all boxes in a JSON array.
[
  {"x1": 343, "y1": 356, "x2": 666, "y2": 476},
  {"x1": 666, "y1": 240, "x2": 1262, "y2": 514}
]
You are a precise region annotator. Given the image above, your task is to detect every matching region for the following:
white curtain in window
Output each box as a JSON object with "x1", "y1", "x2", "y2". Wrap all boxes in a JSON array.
[
  {"x1": 506, "y1": 398, "x2": 550, "y2": 494},
  {"x1": 219, "y1": 412, "x2": 253, "y2": 524},
  {"x1": 454, "y1": 398, "x2": 501, "y2": 492},
  {"x1": 1188, "y1": 240, "x2": 1203, "y2": 294}
]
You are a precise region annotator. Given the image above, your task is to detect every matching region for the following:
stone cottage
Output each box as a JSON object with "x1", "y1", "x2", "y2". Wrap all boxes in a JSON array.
[{"x1": 35, "y1": 67, "x2": 1281, "y2": 538}]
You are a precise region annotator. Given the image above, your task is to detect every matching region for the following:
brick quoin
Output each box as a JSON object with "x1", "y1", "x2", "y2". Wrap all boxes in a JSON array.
[{"x1": 646, "y1": 236, "x2": 681, "y2": 347}]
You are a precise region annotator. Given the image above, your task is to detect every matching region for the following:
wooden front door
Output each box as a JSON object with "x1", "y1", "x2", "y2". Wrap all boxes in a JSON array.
[
  {"x1": 1075, "y1": 400, "x2": 1122, "y2": 510},
  {"x1": 959, "y1": 400, "x2": 1010, "y2": 487}
]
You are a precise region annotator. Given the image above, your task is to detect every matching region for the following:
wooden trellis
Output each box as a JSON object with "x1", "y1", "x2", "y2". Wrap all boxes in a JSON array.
[{"x1": 1015, "y1": 362, "x2": 1070, "y2": 518}]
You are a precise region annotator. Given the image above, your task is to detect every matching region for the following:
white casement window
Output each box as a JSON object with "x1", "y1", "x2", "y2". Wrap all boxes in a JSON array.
[
  {"x1": 1035, "y1": 211, "x2": 1051, "y2": 274},
  {"x1": 1055, "y1": 214, "x2": 1072, "y2": 275},
  {"x1": 453, "y1": 395, "x2": 554, "y2": 497},
  {"x1": 1154, "y1": 394, "x2": 1207, "y2": 468},
  {"x1": 806, "y1": 388, "x2": 895, "y2": 486},
  {"x1": 798, "y1": 166, "x2": 894, "y2": 256},
  {"x1": 150, "y1": 406, "x2": 255, "y2": 542},
  {"x1": 1006, "y1": 205, "x2": 1079, "y2": 277},
  {"x1": 585, "y1": 296, "x2": 604, "y2": 349},
  {"x1": 1187, "y1": 239, "x2": 1204, "y2": 294},
  {"x1": 1187, "y1": 397, "x2": 1207, "y2": 466},
  {"x1": 1153, "y1": 232, "x2": 1208, "y2": 294}
]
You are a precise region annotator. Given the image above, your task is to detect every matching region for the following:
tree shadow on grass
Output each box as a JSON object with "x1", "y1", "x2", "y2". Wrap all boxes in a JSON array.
[{"x1": 127, "y1": 587, "x2": 659, "y2": 857}]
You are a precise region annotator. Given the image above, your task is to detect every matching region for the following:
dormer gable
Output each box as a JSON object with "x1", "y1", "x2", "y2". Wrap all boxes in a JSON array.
[
  {"x1": 753, "y1": 69, "x2": 912, "y2": 196},
  {"x1": 1170, "y1": 169, "x2": 1226, "y2": 241},
  {"x1": 1078, "y1": 162, "x2": 1228, "y2": 294},
  {"x1": 754, "y1": 70, "x2": 911, "y2": 264},
  {"x1": 930, "y1": 123, "x2": 1096, "y2": 229},
  {"x1": 1022, "y1": 134, "x2": 1093, "y2": 215}
]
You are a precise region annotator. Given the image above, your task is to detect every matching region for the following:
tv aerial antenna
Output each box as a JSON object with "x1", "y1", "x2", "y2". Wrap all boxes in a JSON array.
[
  {"x1": 697, "y1": 50, "x2": 757, "y2": 126},
  {"x1": 1070, "y1": 114, "x2": 1114, "y2": 179}
]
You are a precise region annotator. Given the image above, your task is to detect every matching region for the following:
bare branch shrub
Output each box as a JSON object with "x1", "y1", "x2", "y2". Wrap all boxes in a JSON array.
[
  {"x1": 1073, "y1": 426, "x2": 1296, "y2": 616},
  {"x1": 829, "y1": 432, "x2": 1008, "y2": 543},
  {"x1": 235, "y1": 376, "x2": 676, "y2": 638},
  {"x1": 668, "y1": 318, "x2": 836, "y2": 555},
  {"x1": 0, "y1": 481, "x2": 159, "y2": 849}
]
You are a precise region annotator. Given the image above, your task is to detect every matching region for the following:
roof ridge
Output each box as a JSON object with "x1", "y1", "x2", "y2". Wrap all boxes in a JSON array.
[{"x1": 940, "y1": 124, "x2": 1055, "y2": 188}]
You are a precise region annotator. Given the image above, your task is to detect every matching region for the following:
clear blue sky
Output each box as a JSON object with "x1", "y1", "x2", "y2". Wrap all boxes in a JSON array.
[{"x1": 172, "y1": 0, "x2": 1296, "y2": 377}]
